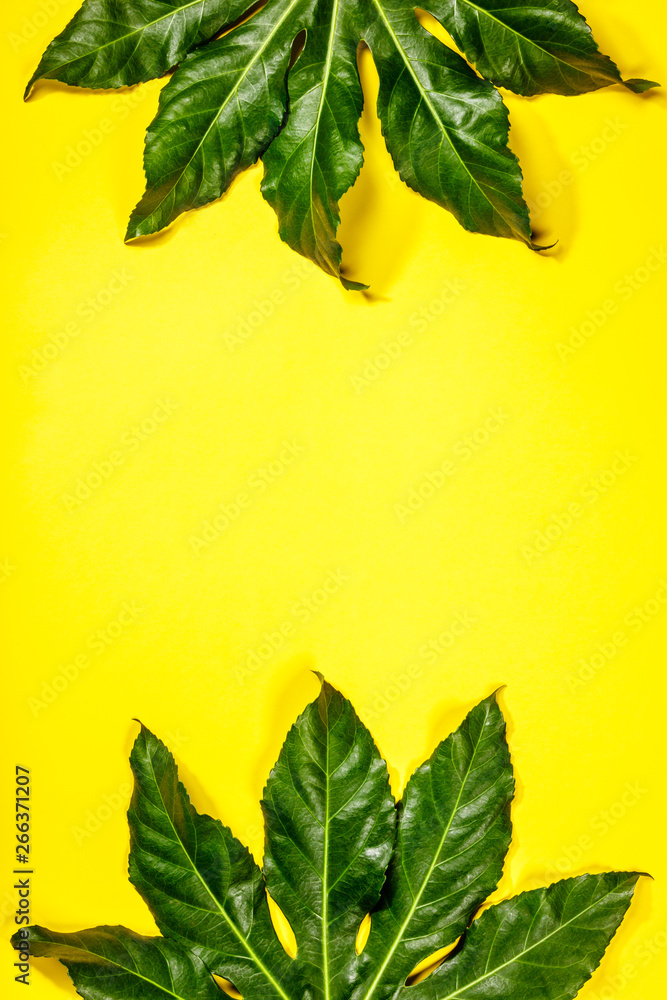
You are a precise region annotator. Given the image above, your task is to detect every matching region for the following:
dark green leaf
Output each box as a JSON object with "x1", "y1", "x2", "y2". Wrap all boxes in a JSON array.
[
  {"x1": 260, "y1": 2, "x2": 367, "y2": 287},
  {"x1": 28, "y1": 0, "x2": 658, "y2": 283},
  {"x1": 364, "y1": 6, "x2": 539, "y2": 247},
  {"x1": 25, "y1": 0, "x2": 253, "y2": 98},
  {"x1": 13, "y1": 680, "x2": 644, "y2": 1000},
  {"x1": 354, "y1": 693, "x2": 513, "y2": 1000},
  {"x1": 125, "y1": 0, "x2": 298, "y2": 240},
  {"x1": 128, "y1": 724, "x2": 292, "y2": 1000},
  {"x1": 12, "y1": 925, "x2": 223, "y2": 1000},
  {"x1": 425, "y1": 0, "x2": 658, "y2": 97},
  {"x1": 261, "y1": 676, "x2": 396, "y2": 1000},
  {"x1": 406, "y1": 872, "x2": 640, "y2": 1000}
]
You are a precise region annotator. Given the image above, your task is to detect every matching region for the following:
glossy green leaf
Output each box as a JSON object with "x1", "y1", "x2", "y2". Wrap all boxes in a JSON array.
[
  {"x1": 259, "y1": 2, "x2": 367, "y2": 288},
  {"x1": 28, "y1": 0, "x2": 657, "y2": 284},
  {"x1": 13, "y1": 680, "x2": 643, "y2": 1000},
  {"x1": 364, "y1": 6, "x2": 538, "y2": 248},
  {"x1": 261, "y1": 677, "x2": 396, "y2": 1000},
  {"x1": 353, "y1": 693, "x2": 513, "y2": 1000},
  {"x1": 25, "y1": 0, "x2": 252, "y2": 98},
  {"x1": 18, "y1": 925, "x2": 225, "y2": 1000},
  {"x1": 128, "y1": 724, "x2": 292, "y2": 1000},
  {"x1": 424, "y1": 0, "x2": 660, "y2": 98},
  {"x1": 406, "y1": 872, "x2": 640, "y2": 1000}
]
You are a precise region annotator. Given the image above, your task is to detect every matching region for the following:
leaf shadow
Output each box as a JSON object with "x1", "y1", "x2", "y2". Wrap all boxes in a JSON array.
[
  {"x1": 250, "y1": 654, "x2": 320, "y2": 811},
  {"x1": 504, "y1": 94, "x2": 577, "y2": 261},
  {"x1": 399, "y1": 685, "x2": 512, "y2": 798},
  {"x1": 575, "y1": 9, "x2": 659, "y2": 85}
]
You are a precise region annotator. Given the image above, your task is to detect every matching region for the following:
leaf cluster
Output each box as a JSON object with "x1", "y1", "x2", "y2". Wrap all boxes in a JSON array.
[
  {"x1": 13, "y1": 680, "x2": 642, "y2": 1000},
  {"x1": 28, "y1": 0, "x2": 657, "y2": 285}
]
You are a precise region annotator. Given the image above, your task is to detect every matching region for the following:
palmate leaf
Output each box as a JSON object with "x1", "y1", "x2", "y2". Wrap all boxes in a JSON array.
[
  {"x1": 28, "y1": 0, "x2": 657, "y2": 286},
  {"x1": 13, "y1": 679, "x2": 643, "y2": 1000}
]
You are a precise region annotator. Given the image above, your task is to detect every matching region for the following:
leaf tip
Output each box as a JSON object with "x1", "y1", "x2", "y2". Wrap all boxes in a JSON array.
[
  {"x1": 311, "y1": 671, "x2": 340, "y2": 712},
  {"x1": 124, "y1": 223, "x2": 141, "y2": 245},
  {"x1": 23, "y1": 73, "x2": 39, "y2": 101},
  {"x1": 341, "y1": 276, "x2": 369, "y2": 291},
  {"x1": 530, "y1": 238, "x2": 558, "y2": 252},
  {"x1": 131, "y1": 718, "x2": 153, "y2": 744},
  {"x1": 124, "y1": 206, "x2": 153, "y2": 244},
  {"x1": 624, "y1": 78, "x2": 660, "y2": 93}
]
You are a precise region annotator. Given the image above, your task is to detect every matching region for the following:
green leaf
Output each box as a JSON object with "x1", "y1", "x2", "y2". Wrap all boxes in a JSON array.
[
  {"x1": 259, "y1": 2, "x2": 367, "y2": 285},
  {"x1": 425, "y1": 0, "x2": 659, "y2": 98},
  {"x1": 25, "y1": 0, "x2": 252, "y2": 98},
  {"x1": 354, "y1": 693, "x2": 513, "y2": 1000},
  {"x1": 12, "y1": 680, "x2": 644, "y2": 1000},
  {"x1": 125, "y1": 0, "x2": 300, "y2": 241},
  {"x1": 128, "y1": 723, "x2": 293, "y2": 1000},
  {"x1": 16, "y1": 925, "x2": 225, "y2": 1000},
  {"x1": 261, "y1": 676, "x2": 396, "y2": 1000},
  {"x1": 406, "y1": 872, "x2": 640, "y2": 1000},
  {"x1": 364, "y1": 6, "x2": 539, "y2": 247},
  {"x1": 28, "y1": 0, "x2": 658, "y2": 284}
]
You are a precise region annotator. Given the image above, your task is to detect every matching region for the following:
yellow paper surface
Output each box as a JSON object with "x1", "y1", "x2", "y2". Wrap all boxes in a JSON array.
[{"x1": 2, "y1": 1, "x2": 666, "y2": 998}]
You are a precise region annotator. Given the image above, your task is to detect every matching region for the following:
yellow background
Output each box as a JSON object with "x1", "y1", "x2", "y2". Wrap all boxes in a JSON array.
[{"x1": 2, "y1": 1, "x2": 666, "y2": 998}]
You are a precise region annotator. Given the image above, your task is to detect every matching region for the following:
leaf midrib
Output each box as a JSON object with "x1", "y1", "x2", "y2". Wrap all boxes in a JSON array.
[
  {"x1": 306, "y1": 0, "x2": 341, "y2": 258},
  {"x1": 322, "y1": 702, "x2": 332, "y2": 1000},
  {"x1": 359, "y1": 703, "x2": 493, "y2": 1000},
  {"x1": 144, "y1": 748, "x2": 293, "y2": 1000}
]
